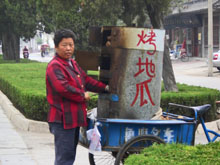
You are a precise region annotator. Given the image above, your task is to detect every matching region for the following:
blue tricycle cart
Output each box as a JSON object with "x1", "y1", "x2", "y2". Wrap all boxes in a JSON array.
[{"x1": 79, "y1": 103, "x2": 220, "y2": 165}]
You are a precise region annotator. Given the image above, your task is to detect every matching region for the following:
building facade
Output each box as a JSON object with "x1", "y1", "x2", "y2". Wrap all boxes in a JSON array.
[{"x1": 164, "y1": 0, "x2": 220, "y2": 58}]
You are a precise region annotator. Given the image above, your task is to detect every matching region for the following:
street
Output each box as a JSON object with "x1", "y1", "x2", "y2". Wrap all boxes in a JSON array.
[
  {"x1": 172, "y1": 58, "x2": 220, "y2": 90},
  {"x1": 20, "y1": 51, "x2": 54, "y2": 63}
]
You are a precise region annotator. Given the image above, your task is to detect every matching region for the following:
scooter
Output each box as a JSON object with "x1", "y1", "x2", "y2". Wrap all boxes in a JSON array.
[{"x1": 23, "y1": 50, "x2": 29, "y2": 58}]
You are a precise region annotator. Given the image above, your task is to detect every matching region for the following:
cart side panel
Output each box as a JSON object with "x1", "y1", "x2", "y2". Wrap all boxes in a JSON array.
[
  {"x1": 98, "y1": 122, "x2": 196, "y2": 149},
  {"x1": 79, "y1": 118, "x2": 196, "y2": 151},
  {"x1": 177, "y1": 124, "x2": 195, "y2": 145}
]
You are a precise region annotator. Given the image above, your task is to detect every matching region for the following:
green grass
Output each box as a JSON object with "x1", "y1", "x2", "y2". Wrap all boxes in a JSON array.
[
  {"x1": 0, "y1": 55, "x2": 97, "y2": 96},
  {"x1": 0, "y1": 55, "x2": 38, "y2": 63},
  {"x1": 0, "y1": 55, "x2": 100, "y2": 121},
  {"x1": 0, "y1": 62, "x2": 47, "y2": 95},
  {"x1": 0, "y1": 54, "x2": 220, "y2": 121},
  {"x1": 87, "y1": 70, "x2": 99, "y2": 76}
]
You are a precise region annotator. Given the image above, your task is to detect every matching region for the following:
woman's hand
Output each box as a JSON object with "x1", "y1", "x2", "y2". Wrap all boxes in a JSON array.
[{"x1": 84, "y1": 92, "x2": 90, "y2": 101}]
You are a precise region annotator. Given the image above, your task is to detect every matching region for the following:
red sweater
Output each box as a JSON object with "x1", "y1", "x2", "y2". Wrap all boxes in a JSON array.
[{"x1": 46, "y1": 55, "x2": 106, "y2": 129}]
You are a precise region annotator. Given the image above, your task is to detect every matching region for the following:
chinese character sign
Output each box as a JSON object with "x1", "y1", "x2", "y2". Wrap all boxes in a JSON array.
[
  {"x1": 108, "y1": 27, "x2": 165, "y2": 120},
  {"x1": 137, "y1": 29, "x2": 156, "y2": 55},
  {"x1": 111, "y1": 27, "x2": 165, "y2": 52},
  {"x1": 131, "y1": 29, "x2": 158, "y2": 107}
]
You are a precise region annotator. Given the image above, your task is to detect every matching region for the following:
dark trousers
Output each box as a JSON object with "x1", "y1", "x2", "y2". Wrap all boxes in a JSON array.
[{"x1": 49, "y1": 123, "x2": 80, "y2": 165}]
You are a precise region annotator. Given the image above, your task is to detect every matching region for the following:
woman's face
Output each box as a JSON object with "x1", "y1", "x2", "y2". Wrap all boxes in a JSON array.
[{"x1": 56, "y1": 38, "x2": 75, "y2": 60}]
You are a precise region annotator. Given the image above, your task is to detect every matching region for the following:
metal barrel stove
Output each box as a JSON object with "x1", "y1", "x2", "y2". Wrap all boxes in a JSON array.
[{"x1": 92, "y1": 26, "x2": 166, "y2": 120}]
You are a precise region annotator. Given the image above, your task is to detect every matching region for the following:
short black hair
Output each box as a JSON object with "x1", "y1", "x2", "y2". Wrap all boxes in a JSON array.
[{"x1": 54, "y1": 29, "x2": 76, "y2": 47}]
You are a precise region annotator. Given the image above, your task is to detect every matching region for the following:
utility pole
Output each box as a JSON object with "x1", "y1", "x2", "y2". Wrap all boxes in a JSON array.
[{"x1": 208, "y1": 0, "x2": 213, "y2": 77}]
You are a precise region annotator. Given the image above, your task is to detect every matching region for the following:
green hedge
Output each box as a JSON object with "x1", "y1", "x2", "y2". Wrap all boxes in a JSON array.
[
  {"x1": 0, "y1": 56, "x2": 101, "y2": 121},
  {"x1": 161, "y1": 84, "x2": 220, "y2": 122},
  {"x1": 0, "y1": 62, "x2": 48, "y2": 121},
  {"x1": 125, "y1": 141, "x2": 220, "y2": 165},
  {"x1": 0, "y1": 55, "x2": 220, "y2": 122}
]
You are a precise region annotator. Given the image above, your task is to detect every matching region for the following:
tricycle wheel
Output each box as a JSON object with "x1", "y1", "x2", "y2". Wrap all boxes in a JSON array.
[
  {"x1": 89, "y1": 151, "x2": 119, "y2": 165},
  {"x1": 180, "y1": 53, "x2": 189, "y2": 62},
  {"x1": 115, "y1": 135, "x2": 165, "y2": 165}
]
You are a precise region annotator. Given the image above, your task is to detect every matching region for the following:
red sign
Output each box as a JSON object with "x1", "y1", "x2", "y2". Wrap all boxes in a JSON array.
[
  {"x1": 131, "y1": 29, "x2": 157, "y2": 107},
  {"x1": 137, "y1": 29, "x2": 157, "y2": 55}
]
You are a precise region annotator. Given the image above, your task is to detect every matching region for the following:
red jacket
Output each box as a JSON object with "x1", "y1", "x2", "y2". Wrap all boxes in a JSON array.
[{"x1": 46, "y1": 54, "x2": 106, "y2": 129}]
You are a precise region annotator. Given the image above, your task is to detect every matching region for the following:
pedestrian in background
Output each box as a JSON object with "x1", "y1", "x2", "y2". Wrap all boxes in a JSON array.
[{"x1": 46, "y1": 29, "x2": 109, "y2": 165}]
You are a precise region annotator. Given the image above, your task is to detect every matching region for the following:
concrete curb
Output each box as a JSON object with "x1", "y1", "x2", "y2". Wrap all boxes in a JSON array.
[
  {"x1": 0, "y1": 90, "x2": 49, "y2": 133},
  {"x1": 0, "y1": 90, "x2": 220, "y2": 134}
]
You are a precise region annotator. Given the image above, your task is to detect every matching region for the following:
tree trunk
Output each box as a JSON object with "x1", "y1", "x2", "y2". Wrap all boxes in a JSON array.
[
  {"x1": 2, "y1": 30, "x2": 20, "y2": 62},
  {"x1": 162, "y1": 40, "x2": 178, "y2": 91},
  {"x1": 146, "y1": 3, "x2": 178, "y2": 92}
]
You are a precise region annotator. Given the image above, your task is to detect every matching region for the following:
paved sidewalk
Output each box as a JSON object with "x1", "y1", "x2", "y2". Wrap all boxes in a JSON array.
[
  {"x1": 0, "y1": 105, "x2": 36, "y2": 165},
  {"x1": 172, "y1": 57, "x2": 220, "y2": 90},
  {"x1": 0, "y1": 90, "x2": 89, "y2": 165}
]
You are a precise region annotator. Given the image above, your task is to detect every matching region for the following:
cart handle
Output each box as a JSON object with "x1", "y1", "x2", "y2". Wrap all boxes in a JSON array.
[
  {"x1": 167, "y1": 103, "x2": 197, "y2": 120},
  {"x1": 168, "y1": 103, "x2": 220, "y2": 143},
  {"x1": 167, "y1": 103, "x2": 211, "y2": 121}
]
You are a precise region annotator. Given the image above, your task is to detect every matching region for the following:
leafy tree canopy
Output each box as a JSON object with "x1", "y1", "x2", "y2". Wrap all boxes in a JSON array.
[
  {"x1": 0, "y1": 0, "x2": 38, "y2": 40},
  {"x1": 0, "y1": 0, "x2": 39, "y2": 61},
  {"x1": 37, "y1": 0, "x2": 122, "y2": 49}
]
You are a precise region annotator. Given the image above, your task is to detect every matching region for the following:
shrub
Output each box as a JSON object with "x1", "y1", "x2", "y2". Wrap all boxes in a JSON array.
[
  {"x1": 0, "y1": 56, "x2": 100, "y2": 121},
  {"x1": 0, "y1": 55, "x2": 220, "y2": 122},
  {"x1": 0, "y1": 62, "x2": 48, "y2": 121},
  {"x1": 125, "y1": 141, "x2": 220, "y2": 165},
  {"x1": 161, "y1": 83, "x2": 220, "y2": 121}
]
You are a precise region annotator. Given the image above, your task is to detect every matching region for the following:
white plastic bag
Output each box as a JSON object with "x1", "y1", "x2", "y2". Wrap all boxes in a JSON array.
[
  {"x1": 86, "y1": 123, "x2": 101, "y2": 154},
  {"x1": 87, "y1": 107, "x2": 97, "y2": 120}
]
